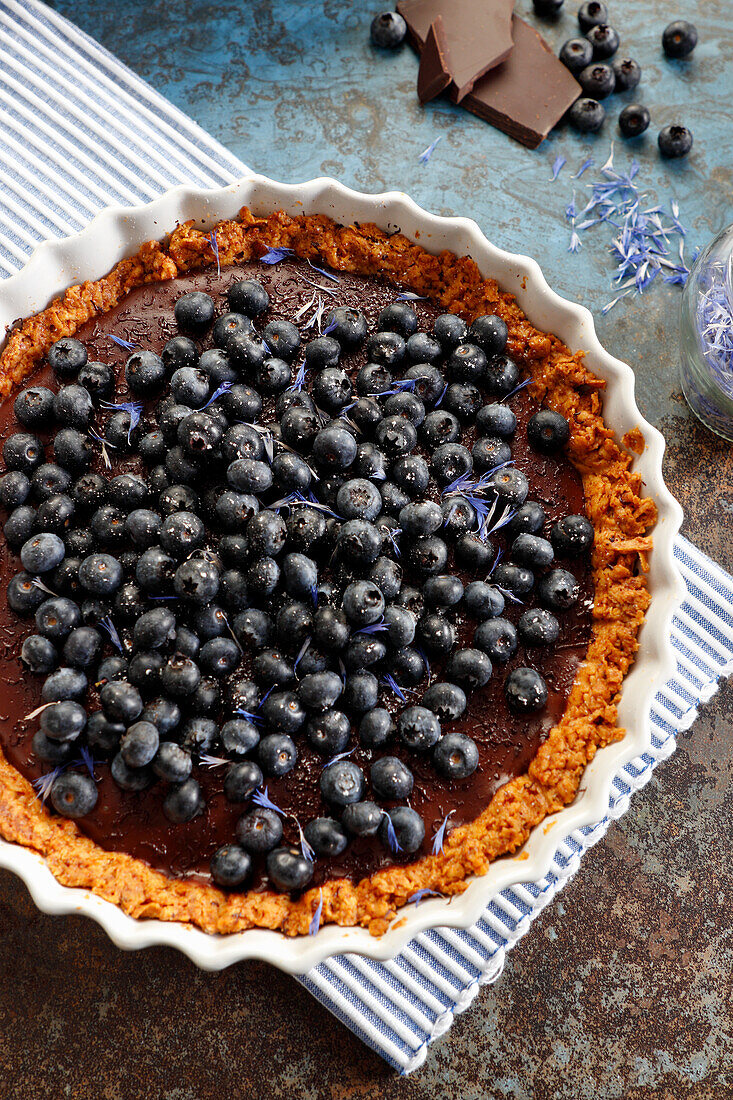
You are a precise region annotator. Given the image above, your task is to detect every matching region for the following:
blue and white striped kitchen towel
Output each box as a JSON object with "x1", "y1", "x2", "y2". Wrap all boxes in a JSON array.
[{"x1": 1, "y1": 0, "x2": 731, "y2": 1074}]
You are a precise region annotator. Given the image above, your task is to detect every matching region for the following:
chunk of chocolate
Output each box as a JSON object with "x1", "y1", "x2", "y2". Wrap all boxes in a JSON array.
[
  {"x1": 460, "y1": 18, "x2": 581, "y2": 148},
  {"x1": 399, "y1": 0, "x2": 515, "y2": 102},
  {"x1": 417, "y1": 17, "x2": 451, "y2": 104}
]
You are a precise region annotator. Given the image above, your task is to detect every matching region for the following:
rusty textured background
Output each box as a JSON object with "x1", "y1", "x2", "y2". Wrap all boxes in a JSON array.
[{"x1": 1, "y1": 0, "x2": 732, "y2": 1095}]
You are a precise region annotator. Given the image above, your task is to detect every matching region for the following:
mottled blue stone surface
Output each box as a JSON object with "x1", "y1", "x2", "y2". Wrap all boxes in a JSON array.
[{"x1": 1, "y1": 1, "x2": 731, "y2": 1095}]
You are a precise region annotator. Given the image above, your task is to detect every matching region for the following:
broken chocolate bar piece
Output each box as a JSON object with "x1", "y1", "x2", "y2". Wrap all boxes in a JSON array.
[
  {"x1": 459, "y1": 17, "x2": 581, "y2": 148},
  {"x1": 398, "y1": 0, "x2": 514, "y2": 102},
  {"x1": 417, "y1": 17, "x2": 451, "y2": 104}
]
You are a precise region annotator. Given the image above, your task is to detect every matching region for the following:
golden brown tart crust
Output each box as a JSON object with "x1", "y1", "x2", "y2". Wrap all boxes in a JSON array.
[{"x1": 0, "y1": 209, "x2": 654, "y2": 936}]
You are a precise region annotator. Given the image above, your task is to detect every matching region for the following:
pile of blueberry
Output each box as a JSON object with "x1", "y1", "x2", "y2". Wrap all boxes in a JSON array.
[
  {"x1": 0, "y1": 272, "x2": 592, "y2": 894},
  {"x1": 533, "y1": 1, "x2": 696, "y2": 154}
]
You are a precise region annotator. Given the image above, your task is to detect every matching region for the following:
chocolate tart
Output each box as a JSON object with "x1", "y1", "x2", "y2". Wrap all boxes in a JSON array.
[{"x1": 0, "y1": 210, "x2": 655, "y2": 937}]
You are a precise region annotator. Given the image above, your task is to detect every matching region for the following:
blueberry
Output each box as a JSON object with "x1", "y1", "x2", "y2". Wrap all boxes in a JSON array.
[
  {"x1": 512, "y1": 533, "x2": 554, "y2": 570},
  {"x1": 34, "y1": 596, "x2": 80, "y2": 640},
  {"x1": 224, "y1": 760, "x2": 264, "y2": 802},
  {"x1": 50, "y1": 771, "x2": 97, "y2": 818},
  {"x1": 354, "y1": 708, "x2": 391, "y2": 749},
  {"x1": 100, "y1": 680, "x2": 142, "y2": 724},
  {"x1": 337, "y1": 519, "x2": 382, "y2": 567},
  {"x1": 304, "y1": 817, "x2": 348, "y2": 858},
  {"x1": 170, "y1": 367, "x2": 210, "y2": 409},
  {"x1": 431, "y1": 443, "x2": 472, "y2": 487},
  {"x1": 528, "y1": 409, "x2": 570, "y2": 453},
  {"x1": 370, "y1": 11, "x2": 407, "y2": 48},
  {"x1": 518, "y1": 607, "x2": 560, "y2": 646},
  {"x1": 246, "y1": 556, "x2": 281, "y2": 600},
  {"x1": 272, "y1": 453, "x2": 312, "y2": 495},
  {"x1": 53, "y1": 428, "x2": 93, "y2": 472},
  {"x1": 20, "y1": 532, "x2": 64, "y2": 574},
  {"x1": 612, "y1": 57, "x2": 641, "y2": 91},
  {"x1": 342, "y1": 801, "x2": 383, "y2": 836},
  {"x1": 578, "y1": 63, "x2": 615, "y2": 98},
  {"x1": 379, "y1": 806, "x2": 424, "y2": 853},
  {"x1": 586, "y1": 23, "x2": 619, "y2": 60},
  {"x1": 162, "y1": 335, "x2": 198, "y2": 373},
  {"x1": 198, "y1": 347, "x2": 237, "y2": 388},
  {"x1": 296, "y1": 671, "x2": 343, "y2": 712},
  {"x1": 78, "y1": 553, "x2": 123, "y2": 596},
  {"x1": 551, "y1": 514, "x2": 594, "y2": 556},
  {"x1": 493, "y1": 562, "x2": 535, "y2": 598},
  {"x1": 210, "y1": 844, "x2": 252, "y2": 888},
  {"x1": 312, "y1": 606, "x2": 350, "y2": 650},
  {"x1": 393, "y1": 458, "x2": 431, "y2": 503},
  {"x1": 174, "y1": 290, "x2": 215, "y2": 332},
  {"x1": 256, "y1": 357, "x2": 292, "y2": 393},
  {"x1": 267, "y1": 847, "x2": 314, "y2": 892},
  {"x1": 662, "y1": 20, "x2": 697, "y2": 59},
  {"x1": 446, "y1": 648, "x2": 492, "y2": 692},
  {"x1": 6, "y1": 573, "x2": 44, "y2": 615},
  {"x1": 423, "y1": 575, "x2": 464, "y2": 609},
  {"x1": 319, "y1": 757, "x2": 366, "y2": 809},
  {"x1": 260, "y1": 691, "x2": 305, "y2": 735},
  {"x1": 532, "y1": 0, "x2": 564, "y2": 13},
  {"x1": 365, "y1": 330, "x2": 405, "y2": 367},
  {"x1": 421, "y1": 409, "x2": 460, "y2": 448},
  {"x1": 32, "y1": 729, "x2": 74, "y2": 765},
  {"x1": 21, "y1": 633, "x2": 58, "y2": 673},
  {"x1": 160, "y1": 653, "x2": 201, "y2": 696},
  {"x1": 619, "y1": 103, "x2": 650, "y2": 138},
  {"x1": 342, "y1": 670, "x2": 379, "y2": 713},
  {"x1": 463, "y1": 580, "x2": 504, "y2": 621},
  {"x1": 433, "y1": 313, "x2": 467, "y2": 351},
  {"x1": 305, "y1": 709, "x2": 349, "y2": 757},
  {"x1": 568, "y1": 97, "x2": 606, "y2": 132},
  {"x1": 110, "y1": 752, "x2": 153, "y2": 791},
  {"x1": 505, "y1": 668, "x2": 548, "y2": 712},
  {"x1": 120, "y1": 720, "x2": 159, "y2": 767},
  {"x1": 559, "y1": 36, "x2": 594, "y2": 73},
  {"x1": 335, "y1": 480, "x2": 381, "y2": 524},
  {"x1": 422, "y1": 682, "x2": 467, "y2": 722},
  {"x1": 14, "y1": 386, "x2": 55, "y2": 429},
  {"x1": 141, "y1": 698, "x2": 181, "y2": 737},
  {"x1": 163, "y1": 778, "x2": 204, "y2": 823},
  {"x1": 40, "y1": 699, "x2": 87, "y2": 741},
  {"x1": 312, "y1": 425, "x2": 358, "y2": 471},
  {"x1": 135, "y1": 547, "x2": 175, "y2": 592},
  {"x1": 178, "y1": 411, "x2": 223, "y2": 458},
  {"x1": 325, "y1": 307, "x2": 367, "y2": 349},
  {"x1": 371, "y1": 755, "x2": 413, "y2": 799},
  {"x1": 152, "y1": 741, "x2": 192, "y2": 782},
  {"x1": 90, "y1": 505, "x2": 126, "y2": 548},
  {"x1": 375, "y1": 414, "x2": 418, "y2": 458},
  {"x1": 446, "y1": 343, "x2": 485, "y2": 385},
  {"x1": 236, "y1": 807, "x2": 283, "y2": 853},
  {"x1": 42, "y1": 666, "x2": 87, "y2": 702},
  {"x1": 658, "y1": 124, "x2": 693, "y2": 159},
  {"x1": 228, "y1": 278, "x2": 269, "y2": 316},
  {"x1": 48, "y1": 337, "x2": 87, "y2": 377},
  {"x1": 63, "y1": 626, "x2": 102, "y2": 668},
  {"x1": 403, "y1": 364, "x2": 446, "y2": 407},
  {"x1": 212, "y1": 311, "x2": 253, "y2": 350},
  {"x1": 474, "y1": 617, "x2": 517, "y2": 662},
  {"x1": 174, "y1": 559, "x2": 220, "y2": 604},
  {"x1": 79, "y1": 360, "x2": 116, "y2": 402},
  {"x1": 4, "y1": 432, "x2": 44, "y2": 473},
  {"x1": 442, "y1": 382, "x2": 480, "y2": 424},
  {"x1": 301, "y1": 332, "x2": 338, "y2": 371},
  {"x1": 577, "y1": 1, "x2": 607, "y2": 32},
  {"x1": 472, "y1": 436, "x2": 512, "y2": 474},
  {"x1": 538, "y1": 568, "x2": 580, "y2": 610},
  {"x1": 125, "y1": 350, "x2": 165, "y2": 395},
  {"x1": 0, "y1": 469, "x2": 30, "y2": 509},
  {"x1": 433, "y1": 732, "x2": 479, "y2": 779},
  {"x1": 4, "y1": 505, "x2": 36, "y2": 547},
  {"x1": 406, "y1": 332, "x2": 442, "y2": 364},
  {"x1": 417, "y1": 612, "x2": 455, "y2": 656},
  {"x1": 397, "y1": 707, "x2": 441, "y2": 752}
]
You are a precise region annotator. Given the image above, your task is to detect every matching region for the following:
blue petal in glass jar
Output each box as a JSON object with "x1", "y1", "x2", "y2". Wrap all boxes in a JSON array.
[{"x1": 680, "y1": 224, "x2": 733, "y2": 441}]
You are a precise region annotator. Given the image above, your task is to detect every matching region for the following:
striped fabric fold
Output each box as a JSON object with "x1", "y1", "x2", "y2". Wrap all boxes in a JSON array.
[{"x1": 0, "y1": 0, "x2": 730, "y2": 1075}]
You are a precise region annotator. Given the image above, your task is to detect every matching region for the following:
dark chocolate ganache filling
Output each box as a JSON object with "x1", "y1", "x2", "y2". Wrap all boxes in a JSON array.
[{"x1": 0, "y1": 258, "x2": 593, "y2": 891}]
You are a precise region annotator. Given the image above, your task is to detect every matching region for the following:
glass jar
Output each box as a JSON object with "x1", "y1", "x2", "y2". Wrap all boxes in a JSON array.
[{"x1": 680, "y1": 223, "x2": 733, "y2": 441}]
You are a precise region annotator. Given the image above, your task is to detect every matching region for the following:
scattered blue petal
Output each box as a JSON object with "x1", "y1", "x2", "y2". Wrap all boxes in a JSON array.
[
  {"x1": 98, "y1": 615, "x2": 123, "y2": 651},
  {"x1": 573, "y1": 157, "x2": 594, "y2": 179},
  {"x1": 32, "y1": 767, "x2": 64, "y2": 803},
  {"x1": 549, "y1": 155, "x2": 566, "y2": 181},
  {"x1": 251, "y1": 786, "x2": 285, "y2": 815},
  {"x1": 208, "y1": 230, "x2": 221, "y2": 277},
  {"x1": 408, "y1": 889, "x2": 443, "y2": 906},
  {"x1": 309, "y1": 889, "x2": 324, "y2": 935},
  {"x1": 568, "y1": 230, "x2": 582, "y2": 254},
  {"x1": 307, "y1": 259, "x2": 340, "y2": 283},
  {"x1": 432, "y1": 810, "x2": 455, "y2": 855},
  {"x1": 109, "y1": 334, "x2": 136, "y2": 352},
  {"x1": 418, "y1": 136, "x2": 443, "y2": 165},
  {"x1": 259, "y1": 246, "x2": 294, "y2": 265},
  {"x1": 381, "y1": 673, "x2": 407, "y2": 702},
  {"x1": 395, "y1": 291, "x2": 428, "y2": 301},
  {"x1": 198, "y1": 380, "x2": 234, "y2": 410},
  {"x1": 383, "y1": 811, "x2": 402, "y2": 853},
  {"x1": 74, "y1": 745, "x2": 97, "y2": 781}
]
